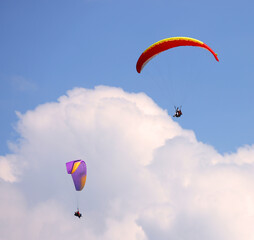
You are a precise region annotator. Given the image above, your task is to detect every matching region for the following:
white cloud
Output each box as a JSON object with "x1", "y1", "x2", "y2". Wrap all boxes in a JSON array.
[
  {"x1": 0, "y1": 155, "x2": 19, "y2": 182},
  {"x1": 1, "y1": 86, "x2": 254, "y2": 240},
  {"x1": 10, "y1": 75, "x2": 37, "y2": 92}
]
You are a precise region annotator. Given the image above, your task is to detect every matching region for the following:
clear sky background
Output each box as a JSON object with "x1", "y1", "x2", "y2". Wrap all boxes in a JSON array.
[{"x1": 1, "y1": 1, "x2": 254, "y2": 240}]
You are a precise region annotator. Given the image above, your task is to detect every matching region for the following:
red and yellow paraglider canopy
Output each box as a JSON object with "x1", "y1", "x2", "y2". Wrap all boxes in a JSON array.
[{"x1": 136, "y1": 37, "x2": 219, "y2": 73}]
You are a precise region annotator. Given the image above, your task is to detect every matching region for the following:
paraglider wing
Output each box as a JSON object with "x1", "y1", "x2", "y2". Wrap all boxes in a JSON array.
[
  {"x1": 66, "y1": 160, "x2": 87, "y2": 191},
  {"x1": 136, "y1": 37, "x2": 219, "y2": 73}
]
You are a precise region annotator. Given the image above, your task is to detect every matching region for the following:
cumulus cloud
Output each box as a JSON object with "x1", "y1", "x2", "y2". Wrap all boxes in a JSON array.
[
  {"x1": 1, "y1": 86, "x2": 254, "y2": 240},
  {"x1": 0, "y1": 155, "x2": 19, "y2": 182}
]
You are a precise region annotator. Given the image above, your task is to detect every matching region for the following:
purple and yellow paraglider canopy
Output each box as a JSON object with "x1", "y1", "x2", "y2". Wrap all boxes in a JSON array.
[{"x1": 66, "y1": 160, "x2": 87, "y2": 191}]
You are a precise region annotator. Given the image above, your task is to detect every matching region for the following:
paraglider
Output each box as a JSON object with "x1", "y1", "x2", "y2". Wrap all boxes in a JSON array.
[
  {"x1": 136, "y1": 36, "x2": 219, "y2": 118},
  {"x1": 136, "y1": 36, "x2": 219, "y2": 73},
  {"x1": 66, "y1": 159, "x2": 87, "y2": 219}
]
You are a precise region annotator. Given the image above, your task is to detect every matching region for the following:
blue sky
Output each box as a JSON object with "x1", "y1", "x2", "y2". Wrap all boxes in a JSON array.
[{"x1": 1, "y1": 0, "x2": 254, "y2": 155}]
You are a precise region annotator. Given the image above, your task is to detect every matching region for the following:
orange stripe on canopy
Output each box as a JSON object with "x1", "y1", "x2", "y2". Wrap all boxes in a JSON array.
[{"x1": 136, "y1": 37, "x2": 219, "y2": 73}]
